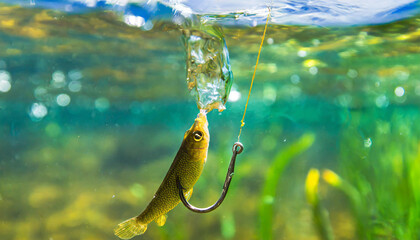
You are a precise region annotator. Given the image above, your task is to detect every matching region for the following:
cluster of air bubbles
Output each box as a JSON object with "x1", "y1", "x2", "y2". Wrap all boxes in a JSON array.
[
  {"x1": 228, "y1": 85, "x2": 241, "y2": 102},
  {"x1": 124, "y1": 15, "x2": 145, "y2": 27},
  {"x1": 0, "y1": 70, "x2": 11, "y2": 93},
  {"x1": 123, "y1": 14, "x2": 153, "y2": 30},
  {"x1": 43, "y1": 69, "x2": 110, "y2": 113},
  {"x1": 68, "y1": 70, "x2": 82, "y2": 92},
  {"x1": 29, "y1": 69, "x2": 85, "y2": 121}
]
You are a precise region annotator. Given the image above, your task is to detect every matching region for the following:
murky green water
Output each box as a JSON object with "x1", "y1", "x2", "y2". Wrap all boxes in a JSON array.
[{"x1": 1, "y1": 3, "x2": 420, "y2": 240}]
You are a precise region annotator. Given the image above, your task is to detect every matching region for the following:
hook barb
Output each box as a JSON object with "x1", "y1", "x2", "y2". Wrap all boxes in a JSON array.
[{"x1": 177, "y1": 142, "x2": 244, "y2": 213}]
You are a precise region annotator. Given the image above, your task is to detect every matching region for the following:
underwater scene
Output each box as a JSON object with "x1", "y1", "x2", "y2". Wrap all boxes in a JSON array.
[{"x1": 1, "y1": 0, "x2": 420, "y2": 239}]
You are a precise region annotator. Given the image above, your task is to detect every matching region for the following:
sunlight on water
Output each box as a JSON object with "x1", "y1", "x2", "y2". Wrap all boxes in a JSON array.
[{"x1": 4, "y1": 0, "x2": 419, "y2": 26}]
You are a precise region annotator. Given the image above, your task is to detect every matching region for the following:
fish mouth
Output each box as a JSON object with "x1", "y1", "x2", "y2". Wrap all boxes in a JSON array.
[
  {"x1": 196, "y1": 111, "x2": 207, "y2": 122},
  {"x1": 193, "y1": 111, "x2": 208, "y2": 129},
  {"x1": 188, "y1": 111, "x2": 209, "y2": 140}
]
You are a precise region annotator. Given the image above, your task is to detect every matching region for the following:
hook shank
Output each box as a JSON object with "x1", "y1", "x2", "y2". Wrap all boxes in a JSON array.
[{"x1": 177, "y1": 142, "x2": 244, "y2": 213}]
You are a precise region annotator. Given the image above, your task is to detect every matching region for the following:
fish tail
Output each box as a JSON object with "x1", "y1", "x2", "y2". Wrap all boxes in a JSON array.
[{"x1": 114, "y1": 217, "x2": 147, "y2": 239}]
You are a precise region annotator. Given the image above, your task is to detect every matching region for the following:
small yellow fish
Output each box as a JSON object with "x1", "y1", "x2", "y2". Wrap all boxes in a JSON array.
[{"x1": 114, "y1": 111, "x2": 209, "y2": 239}]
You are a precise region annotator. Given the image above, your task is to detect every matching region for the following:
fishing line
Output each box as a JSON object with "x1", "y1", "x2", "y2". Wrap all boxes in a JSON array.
[
  {"x1": 178, "y1": 9, "x2": 271, "y2": 213},
  {"x1": 237, "y1": 8, "x2": 271, "y2": 142}
]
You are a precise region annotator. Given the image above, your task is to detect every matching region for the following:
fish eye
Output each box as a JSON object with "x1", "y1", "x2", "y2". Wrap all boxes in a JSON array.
[{"x1": 193, "y1": 131, "x2": 203, "y2": 141}]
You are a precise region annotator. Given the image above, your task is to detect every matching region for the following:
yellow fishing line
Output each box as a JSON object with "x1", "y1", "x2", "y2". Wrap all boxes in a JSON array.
[{"x1": 237, "y1": 9, "x2": 271, "y2": 142}]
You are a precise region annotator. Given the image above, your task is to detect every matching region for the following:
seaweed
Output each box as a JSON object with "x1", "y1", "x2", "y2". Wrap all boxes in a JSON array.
[
  {"x1": 258, "y1": 133, "x2": 315, "y2": 240},
  {"x1": 312, "y1": 109, "x2": 420, "y2": 239},
  {"x1": 305, "y1": 169, "x2": 334, "y2": 240}
]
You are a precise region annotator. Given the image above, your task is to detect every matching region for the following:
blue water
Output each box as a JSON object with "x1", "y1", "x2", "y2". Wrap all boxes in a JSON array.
[
  {"x1": 1, "y1": 1, "x2": 420, "y2": 239},
  {"x1": 2, "y1": 0, "x2": 420, "y2": 26}
]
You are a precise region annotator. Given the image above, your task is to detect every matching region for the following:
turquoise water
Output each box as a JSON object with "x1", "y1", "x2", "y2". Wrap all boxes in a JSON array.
[{"x1": 1, "y1": 2, "x2": 420, "y2": 240}]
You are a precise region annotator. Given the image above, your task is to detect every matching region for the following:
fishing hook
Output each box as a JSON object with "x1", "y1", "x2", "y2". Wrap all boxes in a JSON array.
[{"x1": 176, "y1": 142, "x2": 244, "y2": 213}]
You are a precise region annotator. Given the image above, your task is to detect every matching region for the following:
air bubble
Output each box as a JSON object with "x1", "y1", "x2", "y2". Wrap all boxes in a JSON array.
[
  {"x1": 30, "y1": 103, "x2": 48, "y2": 120},
  {"x1": 394, "y1": 86, "x2": 405, "y2": 97},
  {"x1": 56, "y1": 94, "x2": 71, "y2": 107}
]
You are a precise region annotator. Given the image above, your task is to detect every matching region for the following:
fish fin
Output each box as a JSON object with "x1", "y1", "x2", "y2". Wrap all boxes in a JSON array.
[
  {"x1": 155, "y1": 214, "x2": 167, "y2": 227},
  {"x1": 114, "y1": 217, "x2": 147, "y2": 239},
  {"x1": 185, "y1": 188, "x2": 193, "y2": 201}
]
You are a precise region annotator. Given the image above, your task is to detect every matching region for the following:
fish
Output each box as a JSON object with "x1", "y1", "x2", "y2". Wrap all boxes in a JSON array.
[{"x1": 114, "y1": 111, "x2": 210, "y2": 239}]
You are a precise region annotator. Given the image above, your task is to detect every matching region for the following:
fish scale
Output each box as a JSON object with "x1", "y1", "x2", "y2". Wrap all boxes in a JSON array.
[
  {"x1": 115, "y1": 112, "x2": 209, "y2": 239},
  {"x1": 138, "y1": 149, "x2": 205, "y2": 224}
]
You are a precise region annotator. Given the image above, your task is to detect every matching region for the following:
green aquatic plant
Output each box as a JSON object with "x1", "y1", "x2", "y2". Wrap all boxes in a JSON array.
[
  {"x1": 322, "y1": 169, "x2": 368, "y2": 239},
  {"x1": 258, "y1": 133, "x2": 315, "y2": 240},
  {"x1": 220, "y1": 211, "x2": 236, "y2": 239},
  {"x1": 305, "y1": 169, "x2": 334, "y2": 240},
  {"x1": 331, "y1": 110, "x2": 420, "y2": 239}
]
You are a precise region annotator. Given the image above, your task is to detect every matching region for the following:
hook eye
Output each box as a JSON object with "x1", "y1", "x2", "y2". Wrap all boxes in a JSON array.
[
  {"x1": 232, "y1": 142, "x2": 244, "y2": 154},
  {"x1": 193, "y1": 131, "x2": 203, "y2": 141}
]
